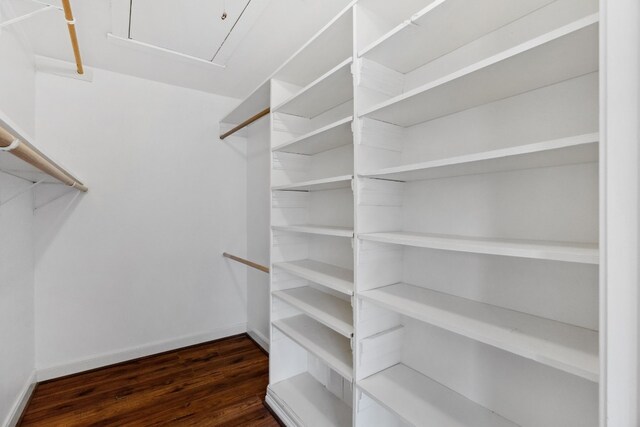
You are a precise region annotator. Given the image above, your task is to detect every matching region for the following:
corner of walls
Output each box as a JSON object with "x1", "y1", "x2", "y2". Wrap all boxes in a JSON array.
[{"x1": 0, "y1": 2, "x2": 38, "y2": 426}]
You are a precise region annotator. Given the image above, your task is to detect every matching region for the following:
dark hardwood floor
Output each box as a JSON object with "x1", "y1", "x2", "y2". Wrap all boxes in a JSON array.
[{"x1": 19, "y1": 334, "x2": 280, "y2": 426}]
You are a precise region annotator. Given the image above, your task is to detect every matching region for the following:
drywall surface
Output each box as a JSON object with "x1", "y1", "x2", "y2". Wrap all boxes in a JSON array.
[
  {"x1": 0, "y1": 2, "x2": 37, "y2": 425},
  {"x1": 601, "y1": 0, "x2": 640, "y2": 425},
  {"x1": 246, "y1": 116, "x2": 271, "y2": 350},
  {"x1": 34, "y1": 67, "x2": 248, "y2": 378}
]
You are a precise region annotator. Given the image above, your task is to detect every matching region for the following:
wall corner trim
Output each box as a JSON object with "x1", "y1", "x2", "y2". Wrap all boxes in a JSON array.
[
  {"x1": 3, "y1": 370, "x2": 37, "y2": 427},
  {"x1": 247, "y1": 328, "x2": 270, "y2": 353}
]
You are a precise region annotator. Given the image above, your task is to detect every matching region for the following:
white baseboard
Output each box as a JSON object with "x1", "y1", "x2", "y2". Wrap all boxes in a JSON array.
[
  {"x1": 3, "y1": 370, "x2": 36, "y2": 427},
  {"x1": 247, "y1": 328, "x2": 269, "y2": 353},
  {"x1": 36, "y1": 323, "x2": 247, "y2": 381},
  {"x1": 265, "y1": 387, "x2": 298, "y2": 427}
]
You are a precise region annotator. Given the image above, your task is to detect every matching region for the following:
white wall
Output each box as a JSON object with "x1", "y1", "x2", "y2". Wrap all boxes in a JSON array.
[
  {"x1": 601, "y1": 0, "x2": 640, "y2": 425},
  {"x1": 0, "y1": 1, "x2": 37, "y2": 425},
  {"x1": 33, "y1": 67, "x2": 249, "y2": 379},
  {"x1": 246, "y1": 116, "x2": 271, "y2": 350}
]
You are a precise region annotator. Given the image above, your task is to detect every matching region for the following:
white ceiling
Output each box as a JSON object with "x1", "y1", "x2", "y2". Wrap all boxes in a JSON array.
[
  {"x1": 129, "y1": 0, "x2": 252, "y2": 62},
  {"x1": 7, "y1": 0, "x2": 353, "y2": 99}
]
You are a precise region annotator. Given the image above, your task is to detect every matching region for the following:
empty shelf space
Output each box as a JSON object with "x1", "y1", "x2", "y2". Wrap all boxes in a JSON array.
[
  {"x1": 359, "y1": 0, "x2": 556, "y2": 74},
  {"x1": 358, "y1": 364, "x2": 517, "y2": 427},
  {"x1": 273, "y1": 315, "x2": 353, "y2": 381},
  {"x1": 360, "y1": 133, "x2": 599, "y2": 182},
  {"x1": 360, "y1": 283, "x2": 599, "y2": 381},
  {"x1": 268, "y1": 372, "x2": 352, "y2": 427},
  {"x1": 273, "y1": 287, "x2": 353, "y2": 337},
  {"x1": 359, "y1": 231, "x2": 598, "y2": 264},
  {"x1": 360, "y1": 15, "x2": 599, "y2": 127},
  {"x1": 273, "y1": 260, "x2": 354, "y2": 295},
  {"x1": 274, "y1": 58, "x2": 354, "y2": 118},
  {"x1": 272, "y1": 175, "x2": 353, "y2": 191},
  {"x1": 272, "y1": 224, "x2": 353, "y2": 238},
  {"x1": 273, "y1": 116, "x2": 353, "y2": 155}
]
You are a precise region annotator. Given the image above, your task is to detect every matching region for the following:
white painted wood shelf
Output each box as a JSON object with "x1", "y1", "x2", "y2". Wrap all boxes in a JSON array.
[
  {"x1": 272, "y1": 224, "x2": 353, "y2": 238},
  {"x1": 360, "y1": 133, "x2": 598, "y2": 182},
  {"x1": 273, "y1": 260, "x2": 354, "y2": 296},
  {"x1": 273, "y1": 315, "x2": 353, "y2": 381},
  {"x1": 360, "y1": 16, "x2": 598, "y2": 127},
  {"x1": 273, "y1": 116, "x2": 353, "y2": 155},
  {"x1": 220, "y1": 81, "x2": 269, "y2": 127},
  {"x1": 359, "y1": 231, "x2": 598, "y2": 264},
  {"x1": 359, "y1": 0, "x2": 556, "y2": 74},
  {"x1": 358, "y1": 364, "x2": 517, "y2": 427},
  {"x1": 360, "y1": 283, "x2": 599, "y2": 381},
  {"x1": 272, "y1": 175, "x2": 352, "y2": 191},
  {"x1": 268, "y1": 373, "x2": 352, "y2": 427},
  {"x1": 274, "y1": 58, "x2": 353, "y2": 118},
  {"x1": 273, "y1": 287, "x2": 353, "y2": 337}
]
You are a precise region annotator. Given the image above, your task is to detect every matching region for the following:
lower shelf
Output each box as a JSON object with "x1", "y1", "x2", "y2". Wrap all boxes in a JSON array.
[
  {"x1": 273, "y1": 315, "x2": 353, "y2": 381},
  {"x1": 267, "y1": 373, "x2": 352, "y2": 427},
  {"x1": 358, "y1": 364, "x2": 516, "y2": 427}
]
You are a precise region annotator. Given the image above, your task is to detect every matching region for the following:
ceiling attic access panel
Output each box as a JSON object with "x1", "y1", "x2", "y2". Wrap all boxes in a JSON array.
[{"x1": 128, "y1": 0, "x2": 264, "y2": 63}]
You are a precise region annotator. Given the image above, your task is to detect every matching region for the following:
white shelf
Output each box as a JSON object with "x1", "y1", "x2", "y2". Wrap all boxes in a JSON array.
[
  {"x1": 359, "y1": 231, "x2": 598, "y2": 264},
  {"x1": 273, "y1": 260, "x2": 354, "y2": 296},
  {"x1": 360, "y1": 283, "x2": 599, "y2": 382},
  {"x1": 360, "y1": 16, "x2": 599, "y2": 127},
  {"x1": 360, "y1": 133, "x2": 599, "y2": 182},
  {"x1": 274, "y1": 58, "x2": 354, "y2": 118},
  {"x1": 268, "y1": 372, "x2": 352, "y2": 427},
  {"x1": 272, "y1": 224, "x2": 353, "y2": 238},
  {"x1": 272, "y1": 175, "x2": 353, "y2": 191},
  {"x1": 274, "y1": 287, "x2": 353, "y2": 337},
  {"x1": 220, "y1": 81, "x2": 270, "y2": 126},
  {"x1": 359, "y1": 364, "x2": 517, "y2": 427},
  {"x1": 360, "y1": 0, "x2": 556, "y2": 74},
  {"x1": 273, "y1": 116, "x2": 353, "y2": 155},
  {"x1": 273, "y1": 315, "x2": 353, "y2": 381}
]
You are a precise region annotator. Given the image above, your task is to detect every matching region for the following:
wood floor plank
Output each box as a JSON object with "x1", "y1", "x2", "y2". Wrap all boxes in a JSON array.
[{"x1": 19, "y1": 334, "x2": 280, "y2": 426}]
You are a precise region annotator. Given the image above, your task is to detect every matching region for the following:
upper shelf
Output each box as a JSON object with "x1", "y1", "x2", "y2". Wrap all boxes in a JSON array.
[
  {"x1": 358, "y1": 364, "x2": 518, "y2": 427},
  {"x1": 272, "y1": 175, "x2": 353, "y2": 192},
  {"x1": 220, "y1": 81, "x2": 270, "y2": 127},
  {"x1": 273, "y1": 116, "x2": 353, "y2": 155},
  {"x1": 359, "y1": 0, "x2": 556, "y2": 74},
  {"x1": 360, "y1": 16, "x2": 599, "y2": 127},
  {"x1": 359, "y1": 232, "x2": 598, "y2": 264},
  {"x1": 360, "y1": 133, "x2": 599, "y2": 182},
  {"x1": 360, "y1": 283, "x2": 599, "y2": 382},
  {"x1": 274, "y1": 58, "x2": 353, "y2": 118},
  {"x1": 272, "y1": 5, "x2": 353, "y2": 87}
]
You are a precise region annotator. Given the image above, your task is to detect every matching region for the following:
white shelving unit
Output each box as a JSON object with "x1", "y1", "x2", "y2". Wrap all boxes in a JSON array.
[{"x1": 223, "y1": 0, "x2": 602, "y2": 424}]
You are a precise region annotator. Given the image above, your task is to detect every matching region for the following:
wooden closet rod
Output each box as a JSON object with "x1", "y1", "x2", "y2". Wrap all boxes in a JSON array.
[
  {"x1": 223, "y1": 252, "x2": 269, "y2": 273},
  {"x1": 61, "y1": 0, "x2": 84, "y2": 75},
  {"x1": 0, "y1": 126, "x2": 88, "y2": 192},
  {"x1": 219, "y1": 108, "x2": 270, "y2": 140}
]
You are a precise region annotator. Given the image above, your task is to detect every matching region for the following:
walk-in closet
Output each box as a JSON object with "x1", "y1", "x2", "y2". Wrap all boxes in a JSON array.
[{"x1": 1, "y1": 0, "x2": 638, "y2": 426}]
